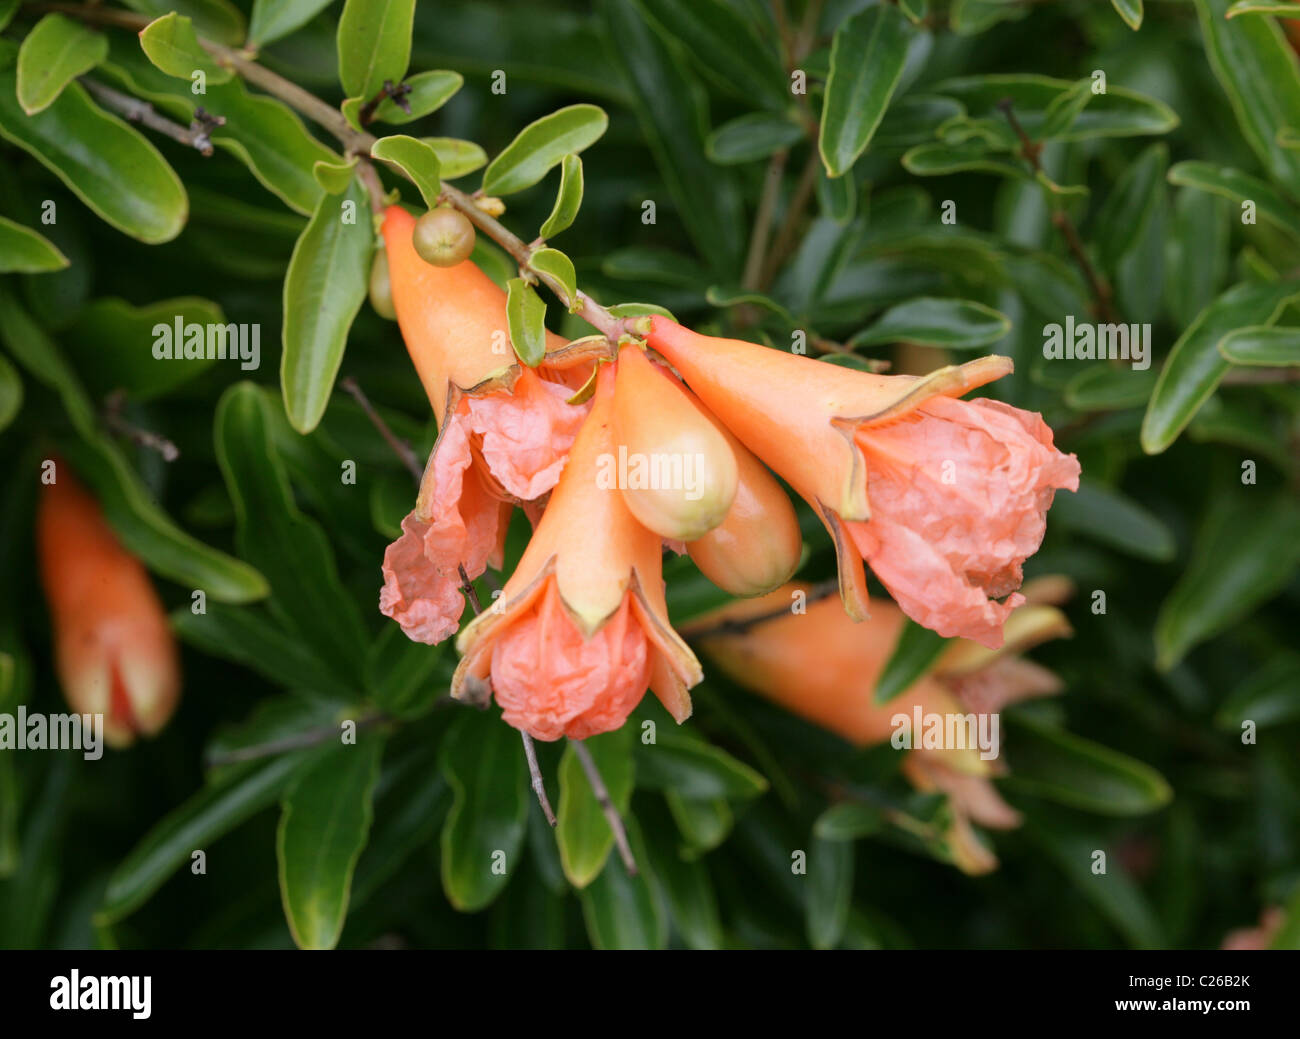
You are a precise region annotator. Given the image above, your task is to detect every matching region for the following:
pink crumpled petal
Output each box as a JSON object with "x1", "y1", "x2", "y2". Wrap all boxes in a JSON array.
[
  {"x1": 379, "y1": 513, "x2": 465, "y2": 645},
  {"x1": 847, "y1": 395, "x2": 1080, "y2": 648},
  {"x1": 466, "y1": 370, "x2": 590, "y2": 501},
  {"x1": 490, "y1": 581, "x2": 651, "y2": 741},
  {"x1": 946, "y1": 655, "x2": 1062, "y2": 714}
]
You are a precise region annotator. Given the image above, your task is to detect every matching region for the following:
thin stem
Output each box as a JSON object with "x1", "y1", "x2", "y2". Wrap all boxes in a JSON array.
[
  {"x1": 760, "y1": 151, "x2": 819, "y2": 289},
  {"x1": 742, "y1": 149, "x2": 788, "y2": 292},
  {"x1": 521, "y1": 732, "x2": 557, "y2": 827},
  {"x1": 458, "y1": 564, "x2": 483, "y2": 614},
  {"x1": 1222, "y1": 367, "x2": 1300, "y2": 385},
  {"x1": 338, "y1": 377, "x2": 422, "y2": 483},
  {"x1": 206, "y1": 712, "x2": 389, "y2": 767},
  {"x1": 102, "y1": 391, "x2": 179, "y2": 462},
  {"x1": 81, "y1": 77, "x2": 222, "y2": 155},
  {"x1": 570, "y1": 739, "x2": 637, "y2": 875}
]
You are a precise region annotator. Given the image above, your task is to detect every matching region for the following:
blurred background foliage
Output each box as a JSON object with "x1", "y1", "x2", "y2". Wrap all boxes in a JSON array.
[{"x1": 1, "y1": 0, "x2": 1299, "y2": 950}]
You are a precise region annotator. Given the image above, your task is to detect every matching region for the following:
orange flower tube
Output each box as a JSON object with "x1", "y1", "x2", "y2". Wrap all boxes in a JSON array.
[
  {"x1": 37, "y1": 465, "x2": 180, "y2": 748},
  {"x1": 379, "y1": 205, "x2": 601, "y2": 645},
  {"x1": 647, "y1": 317, "x2": 1080, "y2": 648},
  {"x1": 451, "y1": 363, "x2": 702, "y2": 741}
]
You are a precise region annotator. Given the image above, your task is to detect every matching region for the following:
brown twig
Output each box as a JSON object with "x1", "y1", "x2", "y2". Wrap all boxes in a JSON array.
[
  {"x1": 997, "y1": 97, "x2": 1121, "y2": 325},
  {"x1": 102, "y1": 391, "x2": 179, "y2": 462},
  {"x1": 570, "y1": 739, "x2": 637, "y2": 875},
  {"x1": 80, "y1": 77, "x2": 222, "y2": 156},
  {"x1": 760, "y1": 152, "x2": 820, "y2": 289},
  {"x1": 1221, "y1": 367, "x2": 1300, "y2": 385},
  {"x1": 521, "y1": 731, "x2": 557, "y2": 827},
  {"x1": 358, "y1": 79, "x2": 411, "y2": 126},
  {"x1": 338, "y1": 377, "x2": 422, "y2": 483},
  {"x1": 742, "y1": 149, "x2": 789, "y2": 293}
]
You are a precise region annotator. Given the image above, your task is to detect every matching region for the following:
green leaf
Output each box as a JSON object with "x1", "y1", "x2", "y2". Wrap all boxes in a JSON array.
[
  {"x1": 874, "y1": 618, "x2": 950, "y2": 704},
  {"x1": 557, "y1": 730, "x2": 634, "y2": 888},
  {"x1": 849, "y1": 297, "x2": 1010, "y2": 350},
  {"x1": 814, "y1": 802, "x2": 885, "y2": 842},
  {"x1": 0, "y1": 0, "x2": 17, "y2": 32},
  {"x1": 1217, "y1": 655, "x2": 1300, "y2": 731},
  {"x1": 1165, "y1": 186, "x2": 1230, "y2": 329},
  {"x1": 1003, "y1": 713, "x2": 1172, "y2": 815},
  {"x1": 337, "y1": 0, "x2": 415, "y2": 100},
  {"x1": 370, "y1": 134, "x2": 441, "y2": 208},
  {"x1": 373, "y1": 69, "x2": 462, "y2": 124},
  {"x1": 603, "y1": 246, "x2": 707, "y2": 288},
  {"x1": 806, "y1": 837, "x2": 854, "y2": 950},
  {"x1": 1063, "y1": 365, "x2": 1157, "y2": 411},
  {"x1": 641, "y1": 806, "x2": 723, "y2": 949},
  {"x1": 578, "y1": 818, "x2": 666, "y2": 949},
  {"x1": 0, "y1": 214, "x2": 68, "y2": 273},
  {"x1": 16, "y1": 14, "x2": 108, "y2": 115},
  {"x1": 1167, "y1": 161, "x2": 1300, "y2": 239},
  {"x1": 818, "y1": 4, "x2": 912, "y2": 177},
  {"x1": 1219, "y1": 325, "x2": 1300, "y2": 365},
  {"x1": 365, "y1": 621, "x2": 449, "y2": 718},
  {"x1": 706, "y1": 112, "x2": 805, "y2": 165},
  {"x1": 950, "y1": 0, "x2": 1029, "y2": 35},
  {"x1": 98, "y1": 751, "x2": 314, "y2": 924},
  {"x1": 539, "y1": 153, "x2": 583, "y2": 239},
  {"x1": 280, "y1": 179, "x2": 373, "y2": 433},
  {"x1": 1226, "y1": 0, "x2": 1300, "y2": 13},
  {"x1": 0, "y1": 353, "x2": 20, "y2": 433},
  {"x1": 439, "y1": 710, "x2": 528, "y2": 912},
  {"x1": 636, "y1": 0, "x2": 786, "y2": 111},
  {"x1": 119, "y1": 0, "x2": 245, "y2": 47},
  {"x1": 422, "y1": 136, "x2": 486, "y2": 179},
  {"x1": 1052, "y1": 481, "x2": 1176, "y2": 562},
  {"x1": 1111, "y1": 0, "x2": 1143, "y2": 30},
  {"x1": 528, "y1": 248, "x2": 577, "y2": 310},
  {"x1": 902, "y1": 140, "x2": 1029, "y2": 180},
  {"x1": 482, "y1": 103, "x2": 608, "y2": 196},
  {"x1": 704, "y1": 285, "x2": 793, "y2": 324},
  {"x1": 1141, "y1": 281, "x2": 1300, "y2": 454},
  {"x1": 1095, "y1": 142, "x2": 1167, "y2": 273},
  {"x1": 665, "y1": 792, "x2": 733, "y2": 853},
  {"x1": 277, "y1": 737, "x2": 383, "y2": 949},
  {"x1": 817, "y1": 165, "x2": 857, "y2": 224},
  {"x1": 1193, "y1": 0, "x2": 1300, "y2": 196},
  {"x1": 506, "y1": 277, "x2": 548, "y2": 367},
  {"x1": 138, "y1": 13, "x2": 231, "y2": 85},
  {"x1": 1155, "y1": 495, "x2": 1300, "y2": 670},
  {"x1": 0, "y1": 286, "x2": 267, "y2": 602},
  {"x1": 313, "y1": 155, "x2": 358, "y2": 194},
  {"x1": 635, "y1": 729, "x2": 767, "y2": 799},
  {"x1": 0, "y1": 57, "x2": 186, "y2": 244},
  {"x1": 249, "y1": 0, "x2": 336, "y2": 49}
]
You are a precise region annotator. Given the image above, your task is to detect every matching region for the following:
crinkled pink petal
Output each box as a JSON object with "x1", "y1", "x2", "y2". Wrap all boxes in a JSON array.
[
  {"x1": 920, "y1": 757, "x2": 1022, "y2": 830},
  {"x1": 946, "y1": 655, "x2": 1062, "y2": 714},
  {"x1": 465, "y1": 371, "x2": 590, "y2": 501},
  {"x1": 847, "y1": 395, "x2": 1080, "y2": 648},
  {"x1": 423, "y1": 408, "x2": 502, "y2": 580},
  {"x1": 490, "y1": 582, "x2": 650, "y2": 741},
  {"x1": 379, "y1": 513, "x2": 464, "y2": 644}
]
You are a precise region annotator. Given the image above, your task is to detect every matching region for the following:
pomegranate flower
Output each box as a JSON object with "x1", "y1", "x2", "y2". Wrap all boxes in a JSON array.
[
  {"x1": 378, "y1": 205, "x2": 599, "y2": 644},
  {"x1": 451, "y1": 363, "x2": 702, "y2": 741},
  {"x1": 37, "y1": 465, "x2": 181, "y2": 748},
  {"x1": 648, "y1": 317, "x2": 1080, "y2": 648},
  {"x1": 688, "y1": 580, "x2": 1071, "y2": 873}
]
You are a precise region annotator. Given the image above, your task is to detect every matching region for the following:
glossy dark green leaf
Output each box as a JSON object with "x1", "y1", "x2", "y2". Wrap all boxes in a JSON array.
[
  {"x1": 817, "y1": 164, "x2": 857, "y2": 224},
  {"x1": 578, "y1": 818, "x2": 665, "y2": 950},
  {"x1": 850, "y1": 297, "x2": 1010, "y2": 350},
  {"x1": 97, "y1": 751, "x2": 315, "y2": 923},
  {"x1": 277, "y1": 736, "x2": 383, "y2": 949},
  {"x1": 641, "y1": 808, "x2": 722, "y2": 949},
  {"x1": 902, "y1": 140, "x2": 1029, "y2": 180},
  {"x1": 280, "y1": 179, "x2": 372, "y2": 432},
  {"x1": 819, "y1": 4, "x2": 912, "y2": 177},
  {"x1": 506, "y1": 277, "x2": 548, "y2": 367},
  {"x1": 1216, "y1": 655, "x2": 1300, "y2": 731},
  {"x1": 1095, "y1": 143, "x2": 1167, "y2": 273},
  {"x1": 370, "y1": 134, "x2": 440, "y2": 207},
  {"x1": 1155, "y1": 495, "x2": 1300, "y2": 670},
  {"x1": 1063, "y1": 365, "x2": 1157, "y2": 411},
  {"x1": 950, "y1": 0, "x2": 1029, "y2": 35},
  {"x1": 539, "y1": 153, "x2": 583, "y2": 239},
  {"x1": 337, "y1": 0, "x2": 415, "y2": 100},
  {"x1": 373, "y1": 69, "x2": 461, "y2": 123},
  {"x1": 1193, "y1": 0, "x2": 1300, "y2": 195},
  {"x1": 214, "y1": 382, "x2": 369, "y2": 678},
  {"x1": 665, "y1": 792, "x2": 733, "y2": 853},
  {"x1": 1165, "y1": 186, "x2": 1230, "y2": 329},
  {"x1": 248, "y1": 0, "x2": 336, "y2": 48},
  {"x1": 814, "y1": 802, "x2": 885, "y2": 841},
  {"x1": 1167, "y1": 161, "x2": 1300, "y2": 239},
  {"x1": 138, "y1": 13, "x2": 231, "y2": 85},
  {"x1": 1052, "y1": 481, "x2": 1176, "y2": 562},
  {"x1": 1141, "y1": 281, "x2": 1300, "y2": 454},
  {"x1": 806, "y1": 836, "x2": 854, "y2": 950},
  {"x1": 635, "y1": 728, "x2": 767, "y2": 800},
  {"x1": 1112, "y1": 0, "x2": 1143, "y2": 29},
  {"x1": 1003, "y1": 713, "x2": 1172, "y2": 815},
  {"x1": 556, "y1": 729, "x2": 634, "y2": 888},
  {"x1": 366, "y1": 621, "x2": 449, "y2": 718},
  {"x1": 439, "y1": 710, "x2": 528, "y2": 912},
  {"x1": 602, "y1": 246, "x2": 707, "y2": 288},
  {"x1": 874, "y1": 618, "x2": 950, "y2": 704},
  {"x1": 482, "y1": 104, "x2": 607, "y2": 196},
  {"x1": 706, "y1": 112, "x2": 805, "y2": 165},
  {"x1": 0, "y1": 214, "x2": 67, "y2": 273},
  {"x1": 1218, "y1": 325, "x2": 1300, "y2": 365},
  {"x1": 120, "y1": 0, "x2": 245, "y2": 46},
  {"x1": 16, "y1": 14, "x2": 108, "y2": 115},
  {"x1": 0, "y1": 48, "x2": 186, "y2": 244}
]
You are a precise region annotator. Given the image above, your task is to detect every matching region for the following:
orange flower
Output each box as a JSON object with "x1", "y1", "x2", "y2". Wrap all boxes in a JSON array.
[
  {"x1": 1222, "y1": 907, "x2": 1284, "y2": 951},
  {"x1": 37, "y1": 464, "x2": 180, "y2": 748},
  {"x1": 451, "y1": 363, "x2": 702, "y2": 741},
  {"x1": 648, "y1": 317, "x2": 1080, "y2": 647},
  {"x1": 688, "y1": 580, "x2": 1071, "y2": 873},
  {"x1": 379, "y1": 205, "x2": 600, "y2": 644}
]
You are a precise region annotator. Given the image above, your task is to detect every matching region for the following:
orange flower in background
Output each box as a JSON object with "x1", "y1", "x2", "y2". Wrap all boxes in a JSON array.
[
  {"x1": 1222, "y1": 907, "x2": 1284, "y2": 951},
  {"x1": 37, "y1": 464, "x2": 181, "y2": 748},
  {"x1": 648, "y1": 317, "x2": 1080, "y2": 648},
  {"x1": 379, "y1": 205, "x2": 599, "y2": 644},
  {"x1": 451, "y1": 363, "x2": 702, "y2": 741},
  {"x1": 688, "y1": 580, "x2": 1071, "y2": 873}
]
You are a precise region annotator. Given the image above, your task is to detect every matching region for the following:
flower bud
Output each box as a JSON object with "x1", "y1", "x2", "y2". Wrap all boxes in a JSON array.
[
  {"x1": 611, "y1": 346, "x2": 737, "y2": 542},
  {"x1": 37, "y1": 465, "x2": 180, "y2": 748},
  {"x1": 368, "y1": 248, "x2": 397, "y2": 320}
]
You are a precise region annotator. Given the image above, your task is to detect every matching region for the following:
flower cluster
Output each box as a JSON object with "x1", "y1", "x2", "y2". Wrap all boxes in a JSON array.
[{"x1": 378, "y1": 206, "x2": 1080, "y2": 743}]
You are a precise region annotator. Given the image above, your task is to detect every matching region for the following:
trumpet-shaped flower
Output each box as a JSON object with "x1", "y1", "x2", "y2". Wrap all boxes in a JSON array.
[{"x1": 648, "y1": 317, "x2": 1080, "y2": 648}]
